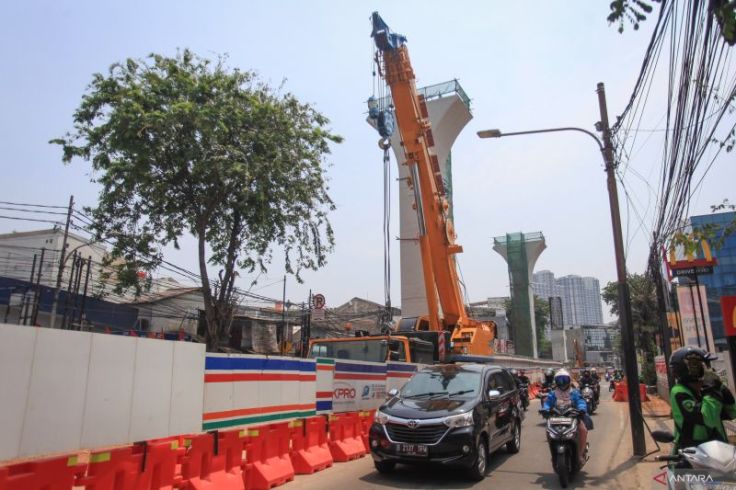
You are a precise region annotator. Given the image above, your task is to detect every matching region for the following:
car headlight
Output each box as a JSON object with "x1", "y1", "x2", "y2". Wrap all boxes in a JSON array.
[
  {"x1": 443, "y1": 411, "x2": 474, "y2": 428},
  {"x1": 374, "y1": 410, "x2": 390, "y2": 425}
]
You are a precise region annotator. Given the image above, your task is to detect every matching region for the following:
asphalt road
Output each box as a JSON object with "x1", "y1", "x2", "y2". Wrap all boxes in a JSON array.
[{"x1": 286, "y1": 390, "x2": 643, "y2": 490}]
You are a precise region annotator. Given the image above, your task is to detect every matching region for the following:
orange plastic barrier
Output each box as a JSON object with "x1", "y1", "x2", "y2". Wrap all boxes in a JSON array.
[
  {"x1": 357, "y1": 411, "x2": 375, "y2": 451},
  {"x1": 243, "y1": 423, "x2": 295, "y2": 490},
  {"x1": 0, "y1": 454, "x2": 86, "y2": 490},
  {"x1": 612, "y1": 380, "x2": 649, "y2": 402},
  {"x1": 528, "y1": 383, "x2": 539, "y2": 399},
  {"x1": 76, "y1": 445, "x2": 145, "y2": 489},
  {"x1": 178, "y1": 432, "x2": 245, "y2": 490},
  {"x1": 289, "y1": 417, "x2": 333, "y2": 475},
  {"x1": 328, "y1": 413, "x2": 367, "y2": 462}
]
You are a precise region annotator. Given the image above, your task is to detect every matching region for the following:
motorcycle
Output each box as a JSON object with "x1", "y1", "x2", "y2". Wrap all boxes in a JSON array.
[
  {"x1": 537, "y1": 386, "x2": 551, "y2": 407},
  {"x1": 580, "y1": 384, "x2": 597, "y2": 414},
  {"x1": 519, "y1": 383, "x2": 530, "y2": 411},
  {"x1": 652, "y1": 429, "x2": 736, "y2": 489},
  {"x1": 541, "y1": 405, "x2": 588, "y2": 488}
]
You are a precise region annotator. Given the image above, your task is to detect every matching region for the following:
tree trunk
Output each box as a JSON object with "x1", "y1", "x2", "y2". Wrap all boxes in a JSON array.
[{"x1": 196, "y1": 227, "x2": 219, "y2": 351}]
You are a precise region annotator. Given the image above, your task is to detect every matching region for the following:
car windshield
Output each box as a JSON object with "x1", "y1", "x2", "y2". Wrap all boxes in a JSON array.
[{"x1": 400, "y1": 367, "x2": 481, "y2": 399}]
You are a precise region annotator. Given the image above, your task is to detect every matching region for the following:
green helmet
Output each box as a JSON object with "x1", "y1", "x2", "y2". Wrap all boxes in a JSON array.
[{"x1": 669, "y1": 346, "x2": 717, "y2": 383}]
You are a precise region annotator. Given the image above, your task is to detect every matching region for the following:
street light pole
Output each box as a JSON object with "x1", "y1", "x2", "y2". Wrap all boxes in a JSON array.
[{"x1": 477, "y1": 82, "x2": 647, "y2": 457}]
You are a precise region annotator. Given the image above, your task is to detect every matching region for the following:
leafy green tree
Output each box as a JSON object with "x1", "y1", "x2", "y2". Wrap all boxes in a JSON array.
[
  {"x1": 607, "y1": 0, "x2": 660, "y2": 33},
  {"x1": 503, "y1": 296, "x2": 552, "y2": 358},
  {"x1": 669, "y1": 199, "x2": 736, "y2": 255},
  {"x1": 534, "y1": 296, "x2": 553, "y2": 359},
  {"x1": 607, "y1": 1, "x2": 735, "y2": 44},
  {"x1": 602, "y1": 273, "x2": 659, "y2": 384},
  {"x1": 52, "y1": 50, "x2": 342, "y2": 350}
]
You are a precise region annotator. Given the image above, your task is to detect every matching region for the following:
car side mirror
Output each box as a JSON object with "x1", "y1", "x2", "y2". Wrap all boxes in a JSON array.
[
  {"x1": 387, "y1": 388, "x2": 399, "y2": 398},
  {"x1": 487, "y1": 389, "x2": 501, "y2": 400},
  {"x1": 651, "y1": 430, "x2": 675, "y2": 443}
]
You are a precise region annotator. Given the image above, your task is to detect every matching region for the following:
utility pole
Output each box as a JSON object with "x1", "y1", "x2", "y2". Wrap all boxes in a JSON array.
[
  {"x1": 597, "y1": 82, "x2": 647, "y2": 456},
  {"x1": 31, "y1": 248, "x2": 45, "y2": 326},
  {"x1": 281, "y1": 275, "x2": 287, "y2": 354},
  {"x1": 49, "y1": 195, "x2": 74, "y2": 329}
]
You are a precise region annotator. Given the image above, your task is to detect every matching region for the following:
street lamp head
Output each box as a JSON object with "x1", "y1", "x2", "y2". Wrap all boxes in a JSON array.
[{"x1": 477, "y1": 129, "x2": 502, "y2": 139}]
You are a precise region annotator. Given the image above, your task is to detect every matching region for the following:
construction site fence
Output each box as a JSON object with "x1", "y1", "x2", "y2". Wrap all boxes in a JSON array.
[{"x1": 1, "y1": 322, "x2": 559, "y2": 463}]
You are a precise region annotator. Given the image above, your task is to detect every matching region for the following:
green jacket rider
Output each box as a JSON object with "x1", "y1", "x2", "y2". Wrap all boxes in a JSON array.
[{"x1": 669, "y1": 346, "x2": 736, "y2": 449}]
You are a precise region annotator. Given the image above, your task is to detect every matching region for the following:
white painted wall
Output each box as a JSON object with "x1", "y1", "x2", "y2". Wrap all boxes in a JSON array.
[{"x1": 0, "y1": 323, "x2": 204, "y2": 462}]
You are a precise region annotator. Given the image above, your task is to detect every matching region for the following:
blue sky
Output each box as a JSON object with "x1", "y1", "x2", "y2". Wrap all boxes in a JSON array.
[{"x1": 1, "y1": 1, "x2": 732, "y2": 318}]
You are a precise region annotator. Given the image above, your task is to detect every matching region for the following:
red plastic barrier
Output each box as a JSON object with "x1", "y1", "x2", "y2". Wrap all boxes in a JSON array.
[
  {"x1": 77, "y1": 439, "x2": 183, "y2": 490},
  {"x1": 0, "y1": 454, "x2": 86, "y2": 490},
  {"x1": 76, "y1": 445, "x2": 143, "y2": 489},
  {"x1": 528, "y1": 383, "x2": 539, "y2": 399},
  {"x1": 328, "y1": 413, "x2": 367, "y2": 462},
  {"x1": 357, "y1": 411, "x2": 374, "y2": 451},
  {"x1": 289, "y1": 417, "x2": 333, "y2": 475},
  {"x1": 243, "y1": 423, "x2": 295, "y2": 490},
  {"x1": 141, "y1": 438, "x2": 183, "y2": 490},
  {"x1": 178, "y1": 432, "x2": 245, "y2": 490},
  {"x1": 612, "y1": 380, "x2": 649, "y2": 402}
]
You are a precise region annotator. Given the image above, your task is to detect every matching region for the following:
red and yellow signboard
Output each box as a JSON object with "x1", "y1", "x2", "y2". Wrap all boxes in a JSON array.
[
  {"x1": 666, "y1": 238, "x2": 717, "y2": 279},
  {"x1": 722, "y1": 296, "x2": 736, "y2": 337}
]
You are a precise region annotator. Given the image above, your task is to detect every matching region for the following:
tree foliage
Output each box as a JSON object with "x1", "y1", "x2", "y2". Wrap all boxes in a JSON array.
[
  {"x1": 602, "y1": 273, "x2": 659, "y2": 383},
  {"x1": 52, "y1": 50, "x2": 342, "y2": 349},
  {"x1": 607, "y1": 0, "x2": 660, "y2": 33},
  {"x1": 534, "y1": 296, "x2": 553, "y2": 359},
  {"x1": 503, "y1": 296, "x2": 552, "y2": 358},
  {"x1": 669, "y1": 199, "x2": 736, "y2": 257},
  {"x1": 607, "y1": 1, "x2": 735, "y2": 44}
]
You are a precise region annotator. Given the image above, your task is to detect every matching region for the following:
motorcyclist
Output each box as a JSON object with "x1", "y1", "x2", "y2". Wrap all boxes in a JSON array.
[
  {"x1": 579, "y1": 368, "x2": 597, "y2": 406},
  {"x1": 542, "y1": 368, "x2": 555, "y2": 390},
  {"x1": 669, "y1": 346, "x2": 736, "y2": 451},
  {"x1": 510, "y1": 368, "x2": 530, "y2": 409},
  {"x1": 540, "y1": 369, "x2": 590, "y2": 466},
  {"x1": 590, "y1": 368, "x2": 601, "y2": 402},
  {"x1": 579, "y1": 368, "x2": 594, "y2": 388}
]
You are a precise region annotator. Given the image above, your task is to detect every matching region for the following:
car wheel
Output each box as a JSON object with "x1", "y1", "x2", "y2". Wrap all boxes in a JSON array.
[
  {"x1": 467, "y1": 438, "x2": 488, "y2": 481},
  {"x1": 506, "y1": 418, "x2": 521, "y2": 454},
  {"x1": 374, "y1": 460, "x2": 396, "y2": 474}
]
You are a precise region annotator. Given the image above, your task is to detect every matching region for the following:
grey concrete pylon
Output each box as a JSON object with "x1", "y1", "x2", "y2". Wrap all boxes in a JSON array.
[{"x1": 367, "y1": 81, "x2": 472, "y2": 319}]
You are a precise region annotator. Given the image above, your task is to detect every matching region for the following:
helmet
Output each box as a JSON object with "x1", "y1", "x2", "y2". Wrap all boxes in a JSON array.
[
  {"x1": 554, "y1": 369, "x2": 572, "y2": 391},
  {"x1": 669, "y1": 346, "x2": 717, "y2": 383},
  {"x1": 544, "y1": 368, "x2": 554, "y2": 378},
  {"x1": 582, "y1": 368, "x2": 590, "y2": 377},
  {"x1": 510, "y1": 368, "x2": 518, "y2": 377},
  {"x1": 591, "y1": 368, "x2": 598, "y2": 374}
]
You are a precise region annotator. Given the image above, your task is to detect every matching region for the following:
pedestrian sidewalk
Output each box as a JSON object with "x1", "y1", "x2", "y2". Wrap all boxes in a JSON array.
[{"x1": 641, "y1": 394, "x2": 671, "y2": 418}]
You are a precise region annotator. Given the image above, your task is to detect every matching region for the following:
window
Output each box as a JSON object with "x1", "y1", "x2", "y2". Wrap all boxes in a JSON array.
[
  {"x1": 308, "y1": 339, "x2": 389, "y2": 362},
  {"x1": 401, "y1": 368, "x2": 481, "y2": 399},
  {"x1": 494, "y1": 372, "x2": 516, "y2": 393}
]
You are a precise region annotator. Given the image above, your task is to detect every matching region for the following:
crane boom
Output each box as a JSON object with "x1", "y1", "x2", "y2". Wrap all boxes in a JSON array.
[{"x1": 371, "y1": 12, "x2": 496, "y2": 356}]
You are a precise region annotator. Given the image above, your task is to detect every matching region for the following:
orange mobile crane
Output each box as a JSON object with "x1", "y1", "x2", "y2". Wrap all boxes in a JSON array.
[{"x1": 370, "y1": 12, "x2": 496, "y2": 356}]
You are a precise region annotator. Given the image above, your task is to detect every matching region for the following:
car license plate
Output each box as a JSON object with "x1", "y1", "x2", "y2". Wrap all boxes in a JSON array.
[
  {"x1": 397, "y1": 443, "x2": 428, "y2": 457},
  {"x1": 549, "y1": 417, "x2": 573, "y2": 425}
]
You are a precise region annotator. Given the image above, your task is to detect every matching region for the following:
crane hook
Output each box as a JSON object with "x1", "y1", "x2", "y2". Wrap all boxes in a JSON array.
[{"x1": 378, "y1": 138, "x2": 391, "y2": 150}]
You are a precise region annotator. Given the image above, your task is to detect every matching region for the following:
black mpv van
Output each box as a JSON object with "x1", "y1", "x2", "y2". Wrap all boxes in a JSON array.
[{"x1": 369, "y1": 363, "x2": 522, "y2": 481}]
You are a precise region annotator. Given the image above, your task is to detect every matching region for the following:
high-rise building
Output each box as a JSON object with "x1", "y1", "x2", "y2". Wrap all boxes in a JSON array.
[
  {"x1": 689, "y1": 211, "x2": 736, "y2": 349},
  {"x1": 532, "y1": 270, "x2": 604, "y2": 326},
  {"x1": 532, "y1": 270, "x2": 564, "y2": 299},
  {"x1": 557, "y1": 275, "x2": 604, "y2": 326}
]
